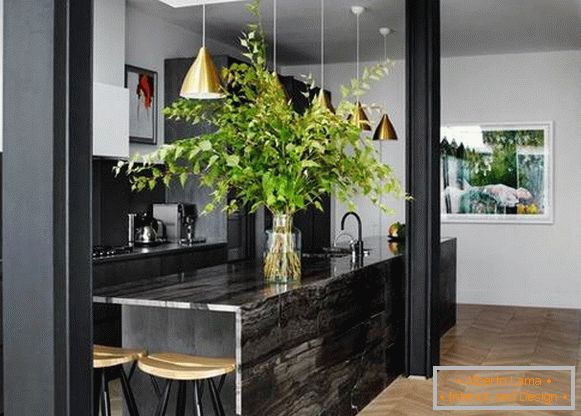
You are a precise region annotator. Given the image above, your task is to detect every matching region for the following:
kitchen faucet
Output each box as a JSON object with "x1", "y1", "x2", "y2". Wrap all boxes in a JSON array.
[{"x1": 340, "y1": 212, "x2": 364, "y2": 260}]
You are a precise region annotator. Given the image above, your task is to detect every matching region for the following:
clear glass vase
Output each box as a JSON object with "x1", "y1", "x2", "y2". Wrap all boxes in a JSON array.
[{"x1": 263, "y1": 214, "x2": 302, "y2": 283}]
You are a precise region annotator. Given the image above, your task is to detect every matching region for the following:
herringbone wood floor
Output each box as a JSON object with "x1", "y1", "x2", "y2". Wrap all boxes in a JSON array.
[{"x1": 359, "y1": 304, "x2": 581, "y2": 415}]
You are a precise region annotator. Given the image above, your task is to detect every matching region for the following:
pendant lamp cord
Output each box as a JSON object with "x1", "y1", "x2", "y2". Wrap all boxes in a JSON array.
[
  {"x1": 356, "y1": 11, "x2": 360, "y2": 83},
  {"x1": 202, "y1": 1, "x2": 206, "y2": 47},
  {"x1": 321, "y1": 0, "x2": 325, "y2": 88},
  {"x1": 273, "y1": 0, "x2": 277, "y2": 72},
  {"x1": 383, "y1": 32, "x2": 388, "y2": 107},
  {"x1": 384, "y1": 33, "x2": 387, "y2": 61}
]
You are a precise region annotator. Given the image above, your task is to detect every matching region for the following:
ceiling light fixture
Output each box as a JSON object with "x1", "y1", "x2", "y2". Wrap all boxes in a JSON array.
[
  {"x1": 180, "y1": 0, "x2": 225, "y2": 99},
  {"x1": 316, "y1": 0, "x2": 335, "y2": 113},
  {"x1": 350, "y1": 6, "x2": 371, "y2": 131},
  {"x1": 373, "y1": 27, "x2": 398, "y2": 141}
]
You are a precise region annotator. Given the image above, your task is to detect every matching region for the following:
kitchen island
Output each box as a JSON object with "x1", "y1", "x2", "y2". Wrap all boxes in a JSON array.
[{"x1": 94, "y1": 237, "x2": 456, "y2": 415}]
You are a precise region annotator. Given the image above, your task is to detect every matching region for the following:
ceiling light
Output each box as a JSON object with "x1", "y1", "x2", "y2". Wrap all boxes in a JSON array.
[
  {"x1": 350, "y1": 101, "x2": 371, "y2": 130},
  {"x1": 374, "y1": 27, "x2": 398, "y2": 141},
  {"x1": 180, "y1": 1, "x2": 225, "y2": 99}
]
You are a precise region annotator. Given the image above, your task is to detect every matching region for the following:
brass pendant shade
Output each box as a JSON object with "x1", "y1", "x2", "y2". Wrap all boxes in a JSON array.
[
  {"x1": 374, "y1": 113, "x2": 398, "y2": 141},
  {"x1": 350, "y1": 101, "x2": 372, "y2": 131},
  {"x1": 316, "y1": 89, "x2": 335, "y2": 113},
  {"x1": 180, "y1": 47, "x2": 224, "y2": 100}
]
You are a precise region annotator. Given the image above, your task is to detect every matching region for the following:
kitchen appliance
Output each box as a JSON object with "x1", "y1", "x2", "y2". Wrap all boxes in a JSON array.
[
  {"x1": 129, "y1": 212, "x2": 167, "y2": 246},
  {"x1": 153, "y1": 203, "x2": 206, "y2": 245}
]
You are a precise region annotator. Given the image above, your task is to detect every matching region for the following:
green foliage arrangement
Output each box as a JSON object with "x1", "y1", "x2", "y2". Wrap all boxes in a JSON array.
[{"x1": 115, "y1": 0, "x2": 405, "y2": 219}]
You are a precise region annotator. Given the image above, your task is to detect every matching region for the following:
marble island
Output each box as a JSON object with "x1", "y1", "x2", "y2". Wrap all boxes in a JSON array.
[{"x1": 94, "y1": 237, "x2": 457, "y2": 415}]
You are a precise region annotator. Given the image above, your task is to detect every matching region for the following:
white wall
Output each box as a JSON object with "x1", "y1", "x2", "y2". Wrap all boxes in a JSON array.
[
  {"x1": 285, "y1": 50, "x2": 581, "y2": 309},
  {"x1": 125, "y1": 5, "x2": 240, "y2": 157},
  {"x1": 281, "y1": 61, "x2": 407, "y2": 240},
  {"x1": 441, "y1": 50, "x2": 581, "y2": 309},
  {"x1": 94, "y1": 0, "x2": 126, "y2": 86}
]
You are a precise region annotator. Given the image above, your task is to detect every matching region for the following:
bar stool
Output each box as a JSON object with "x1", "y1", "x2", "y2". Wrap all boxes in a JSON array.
[
  {"x1": 137, "y1": 353, "x2": 236, "y2": 416},
  {"x1": 93, "y1": 344, "x2": 147, "y2": 416}
]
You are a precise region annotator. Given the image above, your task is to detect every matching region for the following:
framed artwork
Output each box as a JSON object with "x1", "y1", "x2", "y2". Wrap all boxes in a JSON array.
[
  {"x1": 441, "y1": 122, "x2": 553, "y2": 224},
  {"x1": 125, "y1": 65, "x2": 157, "y2": 144}
]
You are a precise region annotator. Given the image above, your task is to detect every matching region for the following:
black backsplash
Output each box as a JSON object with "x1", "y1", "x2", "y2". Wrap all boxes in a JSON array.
[{"x1": 93, "y1": 159, "x2": 165, "y2": 246}]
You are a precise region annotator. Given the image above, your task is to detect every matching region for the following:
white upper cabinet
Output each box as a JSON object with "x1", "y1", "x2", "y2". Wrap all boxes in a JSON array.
[
  {"x1": 93, "y1": 0, "x2": 128, "y2": 157},
  {"x1": 93, "y1": 83, "x2": 130, "y2": 158}
]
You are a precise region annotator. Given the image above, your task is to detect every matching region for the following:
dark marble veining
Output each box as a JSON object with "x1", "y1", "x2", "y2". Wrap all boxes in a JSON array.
[{"x1": 94, "y1": 237, "x2": 450, "y2": 311}]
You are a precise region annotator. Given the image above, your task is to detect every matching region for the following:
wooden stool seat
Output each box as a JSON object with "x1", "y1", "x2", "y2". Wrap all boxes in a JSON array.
[
  {"x1": 138, "y1": 353, "x2": 235, "y2": 381},
  {"x1": 93, "y1": 345, "x2": 147, "y2": 369},
  {"x1": 137, "y1": 353, "x2": 235, "y2": 416},
  {"x1": 93, "y1": 345, "x2": 146, "y2": 416}
]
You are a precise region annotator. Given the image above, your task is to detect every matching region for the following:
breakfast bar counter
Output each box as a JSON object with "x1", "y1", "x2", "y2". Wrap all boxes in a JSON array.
[{"x1": 94, "y1": 237, "x2": 457, "y2": 415}]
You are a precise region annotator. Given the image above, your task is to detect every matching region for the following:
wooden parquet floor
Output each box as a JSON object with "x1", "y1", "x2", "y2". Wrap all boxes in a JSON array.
[{"x1": 359, "y1": 304, "x2": 581, "y2": 415}]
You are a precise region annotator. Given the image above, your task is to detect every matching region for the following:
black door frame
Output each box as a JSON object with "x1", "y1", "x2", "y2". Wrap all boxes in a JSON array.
[
  {"x1": 3, "y1": 0, "x2": 93, "y2": 414},
  {"x1": 405, "y1": 0, "x2": 441, "y2": 377}
]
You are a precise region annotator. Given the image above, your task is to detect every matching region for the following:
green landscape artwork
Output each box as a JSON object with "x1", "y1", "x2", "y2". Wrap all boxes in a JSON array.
[{"x1": 440, "y1": 123, "x2": 552, "y2": 223}]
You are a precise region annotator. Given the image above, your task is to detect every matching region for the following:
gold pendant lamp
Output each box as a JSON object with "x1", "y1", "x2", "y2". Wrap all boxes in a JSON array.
[
  {"x1": 180, "y1": 1, "x2": 224, "y2": 99},
  {"x1": 316, "y1": 0, "x2": 335, "y2": 113},
  {"x1": 350, "y1": 6, "x2": 371, "y2": 131},
  {"x1": 373, "y1": 27, "x2": 398, "y2": 141}
]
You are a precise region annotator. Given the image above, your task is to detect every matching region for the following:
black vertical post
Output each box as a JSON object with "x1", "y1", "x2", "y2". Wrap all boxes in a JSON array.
[
  {"x1": 3, "y1": 0, "x2": 93, "y2": 414},
  {"x1": 405, "y1": 0, "x2": 441, "y2": 377}
]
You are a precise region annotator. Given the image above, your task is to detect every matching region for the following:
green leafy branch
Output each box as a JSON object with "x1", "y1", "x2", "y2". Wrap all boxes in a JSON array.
[{"x1": 115, "y1": 0, "x2": 406, "y2": 217}]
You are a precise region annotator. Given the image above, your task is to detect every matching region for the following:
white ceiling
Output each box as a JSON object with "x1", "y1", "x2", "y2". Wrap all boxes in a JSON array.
[{"x1": 127, "y1": 0, "x2": 581, "y2": 65}]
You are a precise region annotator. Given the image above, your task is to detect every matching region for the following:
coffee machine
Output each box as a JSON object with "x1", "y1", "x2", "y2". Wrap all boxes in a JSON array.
[{"x1": 153, "y1": 203, "x2": 206, "y2": 245}]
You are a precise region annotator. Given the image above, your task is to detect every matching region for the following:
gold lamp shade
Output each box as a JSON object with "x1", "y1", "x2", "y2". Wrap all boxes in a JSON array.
[
  {"x1": 316, "y1": 89, "x2": 335, "y2": 113},
  {"x1": 180, "y1": 47, "x2": 224, "y2": 100},
  {"x1": 373, "y1": 113, "x2": 398, "y2": 141},
  {"x1": 349, "y1": 101, "x2": 371, "y2": 131}
]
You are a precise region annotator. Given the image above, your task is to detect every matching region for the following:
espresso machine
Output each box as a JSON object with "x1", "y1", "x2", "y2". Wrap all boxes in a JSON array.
[{"x1": 153, "y1": 203, "x2": 206, "y2": 245}]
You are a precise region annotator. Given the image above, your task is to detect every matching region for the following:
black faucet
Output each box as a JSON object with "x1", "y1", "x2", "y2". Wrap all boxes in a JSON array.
[{"x1": 340, "y1": 212, "x2": 364, "y2": 260}]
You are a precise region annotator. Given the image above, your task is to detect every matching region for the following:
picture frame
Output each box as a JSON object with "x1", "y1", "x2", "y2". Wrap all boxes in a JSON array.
[
  {"x1": 125, "y1": 65, "x2": 158, "y2": 145},
  {"x1": 440, "y1": 121, "x2": 554, "y2": 224}
]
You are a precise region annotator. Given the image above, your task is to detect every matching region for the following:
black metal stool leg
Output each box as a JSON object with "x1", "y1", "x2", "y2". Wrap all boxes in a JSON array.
[
  {"x1": 150, "y1": 375, "x2": 162, "y2": 399},
  {"x1": 175, "y1": 381, "x2": 187, "y2": 416},
  {"x1": 128, "y1": 361, "x2": 138, "y2": 381},
  {"x1": 154, "y1": 380, "x2": 173, "y2": 416},
  {"x1": 217, "y1": 375, "x2": 226, "y2": 393},
  {"x1": 208, "y1": 378, "x2": 225, "y2": 416},
  {"x1": 101, "y1": 370, "x2": 112, "y2": 416},
  {"x1": 119, "y1": 367, "x2": 140, "y2": 416},
  {"x1": 192, "y1": 381, "x2": 204, "y2": 416},
  {"x1": 93, "y1": 369, "x2": 102, "y2": 416}
]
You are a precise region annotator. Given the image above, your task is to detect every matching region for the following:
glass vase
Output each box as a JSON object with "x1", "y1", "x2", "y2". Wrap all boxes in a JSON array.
[{"x1": 263, "y1": 214, "x2": 302, "y2": 283}]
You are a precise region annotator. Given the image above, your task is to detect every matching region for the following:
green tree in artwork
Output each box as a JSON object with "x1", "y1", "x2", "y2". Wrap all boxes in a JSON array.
[{"x1": 466, "y1": 130, "x2": 544, "y2": 188}]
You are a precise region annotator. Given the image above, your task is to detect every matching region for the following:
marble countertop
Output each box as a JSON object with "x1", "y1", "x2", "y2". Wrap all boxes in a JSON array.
[
  {"x1": 93, "y1": 237, "x2": 454, "y2": 312},
  {"x1": 93, "y1": 241, "x2": 227, "y2": 264}
]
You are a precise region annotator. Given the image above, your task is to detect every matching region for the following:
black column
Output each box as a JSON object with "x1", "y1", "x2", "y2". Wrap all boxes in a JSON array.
[
  {"x1": 405, "y1": 0, "x2": 441, "y2": 377},
  {"x1": 3, "y1": 0, "x2": 93, "y2": 414}
]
